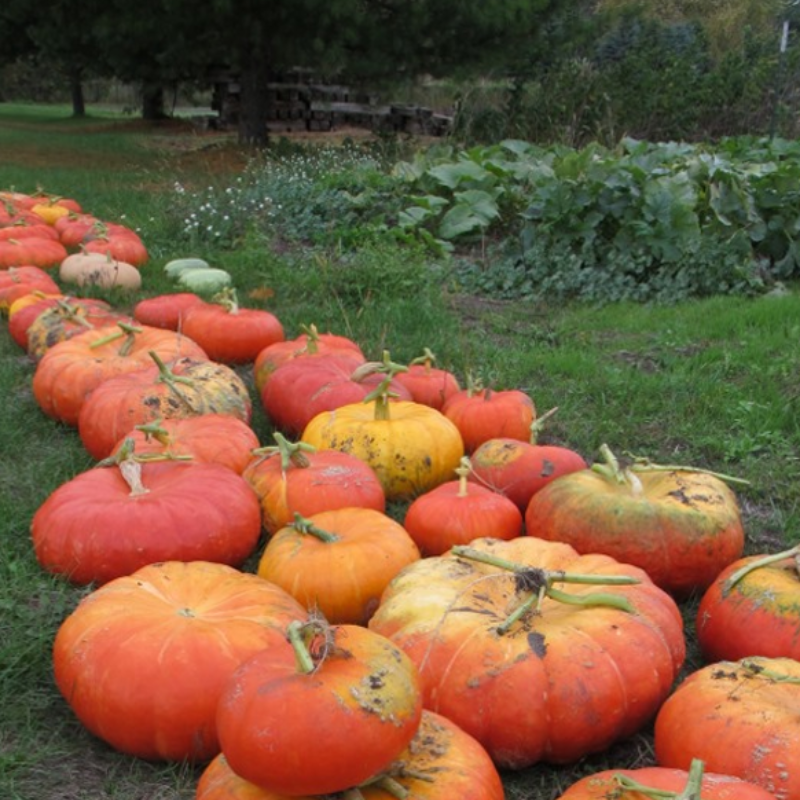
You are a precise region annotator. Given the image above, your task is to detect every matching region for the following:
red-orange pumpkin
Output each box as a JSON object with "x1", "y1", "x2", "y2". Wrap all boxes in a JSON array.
[
  {"x1": 441, "y1": 381, "x2": 536, "y2": 452},
  {"x1": 181, "y1": 293, "x2": 285, "y2": 364},
  {"x1": 0, "y1": 236, "x2": 68, "y2": 268},
  {"x1": 0, "y1": 266, "x2": 60, "y2": 314},
  {"x1": 524, "y1": 447, "x2": 746, "y2": 597},
  {"x1": 696, "y1": 546, "x2": 800, "y2": 662},
  {"x1": 216, "y1": 619, "x2": 423, "y2": 796},
  {"x1": 557, "y1": 759, "x2": 778, "y2": 800},
  {"x1": 133, "y1": 292, "x2": 206, "y2": 330},
  {"x1": 242, "y1": 434, "x2": 385, "y2": 534},
  {"x1": 31, "y1": 322, "x2": 208, "y2": 426},
  {"x1": 403, "y1": 457, "x2": 523, "y2": 555},
  {"x1": 53, "y1": 560, "x2": 305, "y2": 761},
  {"x1": 369, "y1": 536, "x2": 685, "y2": 769},
  {"x1": 111, "y1": 414, "x2": 260, "y2": 475},
  {"x1": 654, "y1": 656, "x2": 800, "y2": 800},
  {"x1": 393, "y1": 348, "x2": 461, "y2": 410},
  {"x1": 197, "y1": 710, "x2": 504, "y2": 800},
  {"x1": 31, "y1": 456, "x2": 262, "y2": 585}
]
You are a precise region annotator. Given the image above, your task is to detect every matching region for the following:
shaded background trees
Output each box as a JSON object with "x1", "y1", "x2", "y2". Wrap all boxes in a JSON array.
[{"x1": 1, "y1": 0, "x2": 799, "y2": 144}]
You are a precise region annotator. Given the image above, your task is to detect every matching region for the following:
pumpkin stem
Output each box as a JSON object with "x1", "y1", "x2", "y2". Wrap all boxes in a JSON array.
[
  {"x1": 722, "y1": 545, "x2": 800, "y2": 596},
  {"x1": 529, "y1": 406, "x2": 559, "y2": 445},
  {"x1": 298, "y1": 323, "x2": 322, "y2": 353},
  {"x1": 591, "y1": 443, "x2": 645, "y2": 497},
  {"x1": 134, "y1": 418, "x2": 172, "y2": 446},
  {"x1": 250, "y1": 433, "x2": 317, "y2": 471},
  {"x1": 624, "y1": 452, "x2": 751, "y2": 487},
  {"x1": 456, "y1": 456, "x2": 472, "y2": 497},
  {"x1": 52, "y1": 297, "x2": 94, "y2": 328},
  {"x1": 740, "y1": 658, "x2": 800, "y2": 684},
  {"x1": 212, "y1": 286, "x2": 239, "y2": 314},
  {"x1": 286, "y1": 620, "x2": 317, "y2": 675},
  {"x1": 465, "y1": 372, "x2": 484, "y2": 396},
  {"x1": 88, "y1": 321, "x2": 143, "y2": 353},
  {"x1": 451, "y1": 545, "x2": 639, "y2": 632},
  {"x1": 147, "y1": 350, "x2": 198, "y2": 410},
  {"x1": 291, "y1": 512, "x2": 341, "y2": 543},
  {"x1": 363, "y1": 375, "x2": 401, "y2": 421},
  {"x1": 285, "y1": 617, "x2": 335, "y2": 675},
  {"x1": 408, "y1": 347, "x2": 438, "y2": 371},
  {"x1": 614, "y1": 757, "x2": 706, "y2": 799}
]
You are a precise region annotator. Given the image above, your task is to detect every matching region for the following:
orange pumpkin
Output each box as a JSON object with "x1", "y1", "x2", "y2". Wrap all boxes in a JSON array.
[
  {"x1": 197, "y1": 710, "x2": 504, "y2": 800},
  {"x1": 369, "y1": 536, "x2": 685, "y2": 769},
  {"x1": 53, "y1": 560, "x2": 305, "y2": 761},
  {"x1": 257, "y1": 507, "x2": 420, "y2": 624}
]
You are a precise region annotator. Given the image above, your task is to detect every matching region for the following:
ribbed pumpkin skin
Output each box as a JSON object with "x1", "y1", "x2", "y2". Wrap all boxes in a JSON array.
[
  {"x1": 0, "y1": 266, "x2": 61, "y2": 313},
  {"x1": 133, "y1": 292, "x2": 206, "y2": 330},
  {"x1": 525, "y1": 468, "x2": 745, "y2": 597},
  {"x1": 469, "y1": 438, "x2": 588, "y2": 511},
  {"x1": 242, "y1": 448, "x2": 385, "y2": 534},
  {"x1": 253, "y1": 331, "x2": 364, "y2": 393},
  {"x1": 111, "y1": 414, "x2": 260, "y2": 475},
  {"x1": 31, "y1": 324, "x2": 208, "y2": 425},
  {"x1": 197, "y1": 710, "x2": 504, "y2": 800},
  {"x1": 261, "y1": 354, "x2": 412, "y2": 437},
  {"x1": 181, "y1": 304, "x2": 285, "y2": 364},
  {"x1": 696, "y1": 552, "x2": 800, "y2": 662},
  {"x1": 257, "y1": 507, "x2": 420, "y2": 624},
  {"x1": 442, "y1": 388, "x2": 536, "y2": 452},
  {"x1": 301, "y1": 400, "x2": 465, "y2": 501},
  {"x1": 394, "y1": 363, "x2": 461, "y2": 410},
  {"x1": 31, "y1": 460, "x2": 262, "y2": 585},
  {"x1": 654, "y1": 656, "x2": 800, "y2": 800},
  {"x1": 53, "y1": 561, "x2": 305, "y2": 762},
  {"x1": 558, "y1": 766, "x2": 778, "y2": 800},
  {"x1": 369, "y1": 536, "x2": 685, "y2": 770},
  {"x1": 403, "y1": 479, "x2": 523, "y2": 555},
  {"x1": 77, "y1": 357, "x2": 253, "y2": 460},
  {"x1": 216, "y1": 623, "x2": 423, "y2": 796}
]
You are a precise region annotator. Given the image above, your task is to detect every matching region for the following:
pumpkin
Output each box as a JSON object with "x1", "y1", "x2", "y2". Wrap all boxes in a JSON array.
[
  {"x1": 0, "y1": 236, "x2": 68, "y2": 268},
  {"x1": 468, "y1": 407, "x2": 588, "y2": 511},
  {"x1": 81, "y1": 224, "x2": 148, "y2": 266},
  {"x1": 216, "y1": 618, "x2": 423, "y2": 796},
  {"x1": 257, "y1": 508, "x2": 420, "y2": 625},
  {"x1": 60, "y1": 254, "x2": 142, "y2": 290},
  {"x1": 53, "y1": 213, "x2": 103, "y2": 248},
  {"x1": 261, "y1": 353, "x2": 412, "y2": 437},
  {"x1": 242, "y1": 433, "x2": 385, "y2": 534},
  {"x1": 654, "y1": 656, "x2": 800, "y2": 800},
  {"x1": 557, "y1": 758, "x2": 778, "y2": 800},
  {"x1": 7, "y1": 292, "x2": 65, "y2": 348},
  {"x1": 163, "y1": 256, "x2": 210, "y2": 278},
  {"x1": 181, "y1": 289, "x2": 284, "y2": 364},
  {"x1": 441, "y1": 378, "x2": 536, "y2": 453},
  {"x1": 197, "y1": 710, "x2": 504, "y2": 800},
  {"x1": 696, "y1": 545, "x2": 800, "y2": 663},
  {"x1": 53, "y1": 560, "x2": 305, "y2": 761},
  {"x1": 301, "y1": 376, "x2": 465, "y2": 502},
  {"x1": 368, "y1": 536, "x2": 685, "y2": 769},
  {"x1": 133, "y1": 292, "x2": 206, "y2": 330},
  {"x1": 32, "y1": 449, "x2": 263, "y2": 585},
  {"x1": 25, "y1": 297, "x2": 130, "y2": 359},
  {"x1": 524, "y1": 445, "x2": 746, "y2": 597},
  {"x1": 0, "y1": 222, "x2": 60, "y2": 241},
  {"x1": 403, "y1": 456, "x2": 523, "y2": 555},
  {"x1": 111, "y1": 414, "x2": 260, "y2": 475},
  {"x1": 393, "y1": 347, "x2": 461, "y2": 410},
  {"x1": 31, "y1": 322, "x2": 207, "y2": 426},
  {"x1": 253, "y1": 323, "x2": 364, "y2": 393},
  {"x1": 0, "y1": 266, "x2": 60, "y2": 314},
  {"x1": 77, "y1": 352, "x2": 252, "y2": 460}
]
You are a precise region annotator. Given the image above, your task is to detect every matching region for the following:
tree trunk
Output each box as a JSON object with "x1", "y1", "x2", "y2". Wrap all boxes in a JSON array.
[
  {"x1": 70, "y1": 67, "x2": 86, "y2": 118},
  {"x1": 142, "y1": 82, "x2": 166, "y2": 120},
  {"x1": 238, "y1": 47, "x2": 271, "y2": 147}
]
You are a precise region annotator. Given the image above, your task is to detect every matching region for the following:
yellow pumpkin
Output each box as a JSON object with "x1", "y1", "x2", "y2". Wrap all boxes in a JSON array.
[{"x1": 301, "y1": 378, "x2": 464, "y2": 501}]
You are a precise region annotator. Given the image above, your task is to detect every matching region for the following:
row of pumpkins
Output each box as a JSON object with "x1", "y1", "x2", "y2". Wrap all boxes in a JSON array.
[{"x1": 2, "y1": 189, "x2": 798, "y2": 799}]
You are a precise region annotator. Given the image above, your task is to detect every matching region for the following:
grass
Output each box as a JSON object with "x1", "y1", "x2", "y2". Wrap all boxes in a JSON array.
[{"x1": 1, "y1": 103, "x2": 799, "y2": 799}]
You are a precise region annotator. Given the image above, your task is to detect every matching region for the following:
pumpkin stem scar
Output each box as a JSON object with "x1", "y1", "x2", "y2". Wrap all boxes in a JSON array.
[
  {"x1": 614, "y1": 756, "x2": 706, "y2": 799},
  {"x1": 451, "y1": 545, "x2": 639, "y2": 633},
  {"x1": 722, "y1": 545, "x2": 800, "y2": 596},
  {"x1": 740, "y1": 658, "x2": 800, "y2": 684}
]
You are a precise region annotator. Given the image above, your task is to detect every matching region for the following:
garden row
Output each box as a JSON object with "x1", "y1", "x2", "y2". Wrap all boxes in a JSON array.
[{"x1": 2, "y1": 188, "x2": 799, "y2": 799}]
